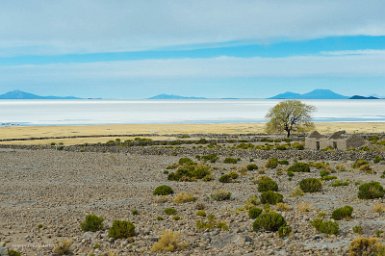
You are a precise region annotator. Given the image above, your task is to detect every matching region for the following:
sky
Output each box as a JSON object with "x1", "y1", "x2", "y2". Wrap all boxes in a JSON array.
[{"x1": 0, "y1": 0, "x2": 385, "y2": 98}]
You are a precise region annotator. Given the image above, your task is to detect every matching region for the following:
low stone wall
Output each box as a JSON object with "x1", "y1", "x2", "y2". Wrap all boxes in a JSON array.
[{"x1": 1, "y1": 142, "x2": 384, "y2": 161}]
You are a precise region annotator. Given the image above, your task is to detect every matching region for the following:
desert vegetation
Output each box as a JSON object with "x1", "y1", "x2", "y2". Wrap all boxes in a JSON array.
[{"x1": 1, "y1": 131, "x2": 385, "y2": 255}]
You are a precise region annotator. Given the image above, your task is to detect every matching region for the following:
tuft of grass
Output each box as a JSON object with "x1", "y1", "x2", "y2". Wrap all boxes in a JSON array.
[
  {"x1": 211, "y1": 190, "x2": 231, "y2": 201},
  {"x1": 276, "y1": 202, "x2": 291, "y2": 212},
  {"x1": 151, "y1": 230, "x2": 188, "y2": 252},
  {"x1": 373, "y1": 203, "x2": 385, "y2": 214},
  {"x1": 173, "y1": 192, "x2": 197, "y2": 204},
  {"x1": 265, "y1": 158, "x2": 278, "y2": 169},
  {"x1": 247, "y1": 164, "x2": 258, "y2": 171},
  {"x1": 349, "y1": 237, "x2": 385, "y2": 256},
  {"x1": 352, "y1": 159, "x2": 369, "y2": 169},
  {"x1": 7, "y1": 250, "x2": 22, "y2": 256},
  {"x1": 219, "y1": 171, "x2": 239, "y2": 183},
  {"x1": 352, "y1": 225, "x2": 363, "y2": 235},
  {"x1": 290, "y1": 186, "x2": 304, "y2": 198},
  {"x1": 296, "y1": 202, "x2": 312, "y2": 213},
  {"x1": 224, "y1": 157, "x2": 239, "y2": 164},
  {"x1": 331, "y1": 179, "x2": 350, "y2": 187},
  {"x1": 287, "y1": 162, "x2": 310, "y2": 173},
  {"x1": 196, "y1": 210, "x2": 207, "y2": 217},
  {"x1": 164, "y1": 208, "x2": 177, "y2": 215},
  {"x1": 80, "y1": 214, "x2": 104, "y2": 232},
  {"x1": 53, "y1": 239, "x2": 73, "y2": 255},
  {"x1": 196, "y1": 214, "x2": 229, "y2": 231}
]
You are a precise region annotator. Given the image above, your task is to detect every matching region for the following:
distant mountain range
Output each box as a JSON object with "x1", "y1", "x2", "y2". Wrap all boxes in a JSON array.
[
  {"x1": 0, "y1": 89, "x2": 382, "y2": 100},
  {"x1": 269, "y1": 89, "x2": 381, "y2": 99},
  {"x1": 0, "y1": 90, "x2": 80, "y2": 99},
  {"x1": 148, "y1": 94, "x2": 206, "y2": 100}
]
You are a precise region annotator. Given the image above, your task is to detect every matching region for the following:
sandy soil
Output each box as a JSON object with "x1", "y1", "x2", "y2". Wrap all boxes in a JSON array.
[
  {"x1": 1, "y1": 122, "x2": 384, "y2": 145},
  {"x1": 1, "y1": 146, "x2": 385, "y2": 255}
]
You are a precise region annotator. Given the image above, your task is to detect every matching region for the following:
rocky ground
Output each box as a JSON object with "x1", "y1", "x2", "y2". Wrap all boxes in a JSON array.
[{"x1": 0, "y1": 139, "x2": 385, "y2": 255}]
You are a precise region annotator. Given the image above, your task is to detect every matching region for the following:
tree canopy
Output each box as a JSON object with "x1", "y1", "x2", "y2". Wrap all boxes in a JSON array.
[{"x1": 265, "y1": 100, "x2": 315, "y2": 137}]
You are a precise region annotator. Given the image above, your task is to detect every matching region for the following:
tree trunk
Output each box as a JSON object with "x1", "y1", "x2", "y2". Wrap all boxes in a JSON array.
[{"x1": 286, "y1": 129, "x2": 291, "y2": 138}]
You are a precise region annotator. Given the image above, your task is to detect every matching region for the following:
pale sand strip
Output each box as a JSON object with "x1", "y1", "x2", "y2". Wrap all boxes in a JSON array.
[{"x1": 0, "y1": 122, "x2": 384, "y2": 145}]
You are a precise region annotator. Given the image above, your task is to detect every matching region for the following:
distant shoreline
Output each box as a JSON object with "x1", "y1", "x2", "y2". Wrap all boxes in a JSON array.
[{"x1": 1, "y1": 122, "x2": 384, "y2": 146}]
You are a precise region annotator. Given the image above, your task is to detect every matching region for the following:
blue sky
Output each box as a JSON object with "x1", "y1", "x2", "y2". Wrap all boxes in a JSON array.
[{"x1": 0, "y1": 0, "x2": 385, "y2": 98}]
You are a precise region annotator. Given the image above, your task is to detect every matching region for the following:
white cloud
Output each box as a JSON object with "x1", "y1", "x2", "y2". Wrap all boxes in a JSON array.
[
  {"x1": 0, "y1": 0, "x2": 384, "y2": 55},
  {"x1": 321, "y1": 50, "x2": 385, "y2": 56},
  {"x1": 1, "y1": 54, "x2": 385, "y2": 82}
]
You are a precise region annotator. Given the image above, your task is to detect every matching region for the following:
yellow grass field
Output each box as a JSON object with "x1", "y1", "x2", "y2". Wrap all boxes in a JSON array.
[{"x1": 0, "y1": 122, "x2": 384, "y2": 145}]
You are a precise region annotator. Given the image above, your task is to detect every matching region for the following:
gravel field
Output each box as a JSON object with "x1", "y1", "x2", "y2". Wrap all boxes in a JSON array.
[{"x1": 1, "y1": 147, "x2": 385, "y2": 255}]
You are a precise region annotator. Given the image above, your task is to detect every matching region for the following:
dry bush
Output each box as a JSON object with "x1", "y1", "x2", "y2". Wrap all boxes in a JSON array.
[
  {"x1": 151, "y1": 230, "x2": 188, "y2": 252},
  {"x1": 53, "y1": 239, "x2": 73, "y2": 255},
  {"x1": 349, "y1": 237, "x2": 385, "y2": 256},
  {"x1": 290, "y1": 187, "x2": 304, "y2": 197},
  {"x1": 373, "y1": 203, "x2": 385, "y2": 214},
  {"x1": 296, "y1": 202, "x2": 313, "y2": 213},
  {"x1": 173, "y1": 192, "x2": 197, "y2": 204},
  {"x1": 276, "y1": 202, "x2": 291, "y2": 212},
  {"x1": 154, "y1": 196, "x2": 170, "y2": 203}
]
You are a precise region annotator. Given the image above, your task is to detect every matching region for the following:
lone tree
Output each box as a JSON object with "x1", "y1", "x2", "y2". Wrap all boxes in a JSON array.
[{"x1": 265, "y1": 100, "x2": 315, "y2": 138}]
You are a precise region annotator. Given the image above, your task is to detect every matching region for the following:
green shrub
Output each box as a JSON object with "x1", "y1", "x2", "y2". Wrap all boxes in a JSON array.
[
  {"x1": 332, "y1": 206, "x2": 353, "y2": 220},
  {"x1": 248, "y1": 207, "x2": 263, "y2": 219},
  {"x1": 80, "y1": 214, "x2": 104, "y2": 232},
  {"x1": 257, "y1": 176, "x2": 278, "y2": 192},
  {"x1": 374, "y1": 156, "x2": 383, "y2": 164},
  {"x1": 299, "y1": 178, "x2": 322, "y2": 193},
  {"x1": 331, "y1": 180, "x2": 350, "y2": 187},
  {"x1": 358, "y1": 182, "x2": 385, "y2": 199},
  {"x1": 278, "y1": 225, "x2": 292, "y2": 238},
  {"x1": 359, "y1": 164, "x2": 373, "y2": 174},
  {"x1": 265, "y1": 158, "x2": 278, "y2": 169},
  {"x1": 352, "y1": 225, "x2": 363, "y2": 235},
  {"x1": 8, "y1": 250, "x2": 22, "y2": 256},
  {"x1": 287, "y1": 171, "x2": 294, "y2": 177},
  {"x1": 224, "y1": 157, "x2": 239, "y2": 164},
  {"x1": 164, "y1": 208, "x2": 177, "y2": 215},
  {"x1": 287, "y1": 162, "x2": 310, "y2": 173},
  {"x1": 196, "y1": 210, "x2": 206, "y2": 217},
  {"x1": 253, "y1": 212, "x2": 287, "y2": 232},
  {"x1": 320, "y1": 169, "x2": 331, "y2": 177},
  {"x1": 168, "y1": 164, "x2": 212, "y2": 182},
  {"x1": 196, "y1": 214, "x2": 229, "y2": 231},
  {"x1": 311, "y1": 218, "x2": 339, "y2": 235},
  {"x1": 179, "y1": 157, "x2": 195, "y2": 165},
  {"x1": 247, "y1": 164, "x2": 258, "y2": 171},
  {"x1": 291, "y1": 142, "x2": 304, "y2": 150},
  {"x1": 260, "y1": 191, "x2": 283, "y2": 205},
  {"x1": 321, "y1": 175, "x2": 337, "y2": 181},
  {"x1": 211, "y1": 190, "x2": 231, "y2": 201},
  {"x1": 278, "y1": 160, "x2": 289, "y2": 165},
  {"x1": 108, "y1": 220, "x2": 135, "y2": 240},
  {"x1": 199, "y1": 154, "x2": 219, "y2": 163},
  {"x1": 352, "y1": 159, "x2": 369, "y2": 169},
  {"x1": 349, "y1": 237, "x2": 385, "y2": 256},
  {"x1": 219, "y1": 171, "x2": 239, "y2": 183},
  {"x1": 153, "y1": 185, "x2": 174, "y2": 196}
]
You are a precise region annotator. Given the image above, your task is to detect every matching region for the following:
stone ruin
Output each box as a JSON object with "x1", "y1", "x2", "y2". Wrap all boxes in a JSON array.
[{"x1": 305, "y1": 130, "x2": 366, "y2": 150}]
